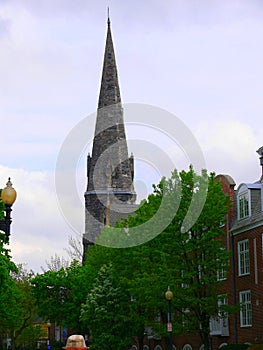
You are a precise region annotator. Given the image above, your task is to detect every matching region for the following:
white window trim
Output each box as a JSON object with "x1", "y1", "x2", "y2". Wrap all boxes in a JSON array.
[
  {"x1": 237, "y1": 188, "x2": 251, "y2": 220},
  {"x1": 238, "y1": 239, "x2": 250, "y2": 276},
  {"x1": 210, "y1": 295, "x2": 229, "y2": 336},
  {"x1": 254, "y1": 238, "x2": 258, "y2": 284},
  {"x1": 217, "y1": 260, "x2": 227, "y2": 281},
  {"x1": 239, "y1": 290, "x2": 252, "y2": 327}
]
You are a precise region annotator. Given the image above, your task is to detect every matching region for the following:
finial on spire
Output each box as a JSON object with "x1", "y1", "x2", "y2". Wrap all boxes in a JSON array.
[{"x1": 107, "y1": 7, "x2": 110, "y2": 27}]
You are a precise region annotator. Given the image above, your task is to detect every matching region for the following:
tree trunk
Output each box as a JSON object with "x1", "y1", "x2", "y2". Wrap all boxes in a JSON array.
[
  {"x1": 202, "y1": 332, "x2": 210, "y2": 350},
  {"x1": 11, "y1": 335, "x2": 16, "y2": 350},
  {"x1": 199, "y1": 317, "x2": 211, "y2": 350},
  {"x1": 138, "y1": 334, "x2": 145, "y2": 350}
]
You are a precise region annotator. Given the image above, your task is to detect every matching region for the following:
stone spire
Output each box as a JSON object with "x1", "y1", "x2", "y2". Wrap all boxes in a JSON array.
[
  {"x1": 83, "y1": 17, "x2": 137, "y2": 256},
  {"x1": 98, "y1": 16, "x2": 121, "y2": 109}
]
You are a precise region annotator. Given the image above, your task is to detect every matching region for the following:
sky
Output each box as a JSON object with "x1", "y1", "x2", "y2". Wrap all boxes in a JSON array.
[{"x1": 1, "y1": 0, "x2": 263, "y2": 272}]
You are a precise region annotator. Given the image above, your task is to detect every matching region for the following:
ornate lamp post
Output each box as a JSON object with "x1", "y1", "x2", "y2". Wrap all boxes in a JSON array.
[
  {"x1": 0, "y1": 178, "x2": 17, "y2": 242},
  {"x1": 165, "y1": 286, "x2": 173, "y2": 350}
]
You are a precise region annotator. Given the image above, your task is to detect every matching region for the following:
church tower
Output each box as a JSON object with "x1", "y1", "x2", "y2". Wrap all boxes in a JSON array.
[{"x1": 83, "y1": 17, "x2": 137, "y2": 255}]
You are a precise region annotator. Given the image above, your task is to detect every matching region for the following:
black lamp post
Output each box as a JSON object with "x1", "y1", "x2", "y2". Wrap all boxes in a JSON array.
[
  {"x1": 47, "y1": 321, "x2": 51, "y2": 349},
  {"x1": 0, "y1": 178, "x2": 17, "y2": 242},
  {"x1": 165, "y1": 286, "x2": 173, "y2": 350}
]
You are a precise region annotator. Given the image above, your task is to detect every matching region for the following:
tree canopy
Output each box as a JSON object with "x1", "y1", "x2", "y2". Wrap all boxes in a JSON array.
[
  {"x1": 84, "y1": 167, "x2": 231, "y2": 349},
  {"x1": 31, "y1": 167, "x2": 231, "y2": 350}
]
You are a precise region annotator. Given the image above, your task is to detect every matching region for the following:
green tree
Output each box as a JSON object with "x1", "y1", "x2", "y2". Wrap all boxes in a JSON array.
[
  {"x1": 0, "y1": 199, "x2": 40, "y2": 350},
  {"x1": 31, "y1": 260, "x2": 90, "y2": 333},
  {"x1": 80, "y1": 263, "x2": 134, "y2": 350},
  {"x1": 32, "y1": 167, "x2": 231, "y2": 350},
  {"x1": 95, "y1": 167, "x2": 231, "y2": 349},
  {"x1": 0, "y1": 262, "x2": 40, "y2": 350},
  {"x1": 81, "y1": 243, "x2": 147, "y2": 349},
  {"x1": 163, "y1": 169, "x2": 231, "y2": 349},
  {"x1": 15, "y1": 325, "x2": 44, "y2": 350},
  {"x1": 9, "y1": 265, "x2": 41, "y2": 350},
  {"x1": 0, "y1": 229, "x2": 22, "y2": 350}
]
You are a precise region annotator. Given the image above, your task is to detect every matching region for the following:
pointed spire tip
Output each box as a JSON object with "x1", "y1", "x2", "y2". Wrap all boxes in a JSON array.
[{"x1": 107, "y1": 7, "x2": 110, "y2": 27}]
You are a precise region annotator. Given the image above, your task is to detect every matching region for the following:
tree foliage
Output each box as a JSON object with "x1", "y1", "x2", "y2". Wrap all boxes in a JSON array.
[
  {"x1": 0, "y1": 253, "x2": 39, "y2": 350},
  {"x1": 31, "y1": 260, "x2": 89, "y2": 332},
  {"x1": 92, "y1": 167, "x2": 231, "y2": 349},
  {"x1": 8, "y1": 265, "x2": 40, "y2": 350},
  {"x1": 31, "y1": 168, "x2": 231, "y2": 350},
  {"x1": 80, "y1": 264, "x2": 134, "y2": 350},
  {"x1": 0, "y1": 230, "x2": 21, "y2": 349},
  {"x1": 0, "y1": 199, "x2": 40, "y2": 350}
]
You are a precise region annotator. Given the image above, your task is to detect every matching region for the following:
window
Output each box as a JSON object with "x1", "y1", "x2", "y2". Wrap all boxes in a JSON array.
[
  {"x1": 182, "y1": 308, "x2": 190, "y2": 330},
  {"x1": 216, "y1": 247, "x2": 228, "y2": 281},
  {"x1": 238, "y1": 191, "x2": 250, "y2": 219},
  {"x1": 218, "y1": 295, "x2": 228, "y2": 317},
  {"x1": 217, "y1": 255, "x2": 227, "y2": 281},
  {"x1": 210, "y1": 295, "x2": 229, "y2": 336},
  {"x1": 217, "y1": 265, "x2": 227, "y2": 281},
  {"x1": 238, "y1": 239, "x2": 250, "y2": 276},
  {"x1": 240, "y1": 290, "x2": 252, "y2": 327},
  {"x1": 218, "y1": 295, "x2": 229, "y2": 335}
]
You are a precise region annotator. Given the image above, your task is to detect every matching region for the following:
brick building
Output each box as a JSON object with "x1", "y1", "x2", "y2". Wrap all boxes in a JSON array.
[
  {"x1": 224, "y1": 146, "x2": 263, "y2": 345},
  {"x1": 201, "y1": 149, "x2": 263, "y2": 349}
]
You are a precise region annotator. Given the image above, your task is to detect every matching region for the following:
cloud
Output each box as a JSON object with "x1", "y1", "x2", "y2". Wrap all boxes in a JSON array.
[
  {"x1": 196, "y1": 118, "x2": 262, "y2": 183},
  {"x1": 0, "y1": 16, "x2": 10, "y2": 39},
  {"x1": 0, "y1": 165, "x2": 74, "y2": 272}
]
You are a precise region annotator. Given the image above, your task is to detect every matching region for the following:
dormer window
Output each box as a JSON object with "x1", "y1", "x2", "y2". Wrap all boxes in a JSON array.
[
  {"x1": 237, "y1": 185, "x2": 250, "y2": 220},
  {"x1": 239, "y1": 192, "x2": 249, "y2": 219}
]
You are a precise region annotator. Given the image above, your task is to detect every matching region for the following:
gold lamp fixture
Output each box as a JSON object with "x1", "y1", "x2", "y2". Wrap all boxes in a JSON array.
[{"x1": 0, "y1": 178, "x2": 17, "y2": 242}]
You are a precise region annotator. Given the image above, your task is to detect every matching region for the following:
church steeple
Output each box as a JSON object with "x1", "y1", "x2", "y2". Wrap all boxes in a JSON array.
[
  {"x1": 98, "y1": 13, "x2": 121, "y2": 109},
  {"x1": 83, "y1": 17, "x2": 137, "y2": 255}
]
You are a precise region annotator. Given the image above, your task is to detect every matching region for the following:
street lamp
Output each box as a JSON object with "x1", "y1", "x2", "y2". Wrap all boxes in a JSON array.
[
  {"x1": 0, "y1": 178, "x2": 17, "y2": 242},
  {"x1": 47, "y1": 321, "x2": 51, "y2": 349},
  {"x1": 165, "y1": 286, "x2": 173, "y2": 350}
]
